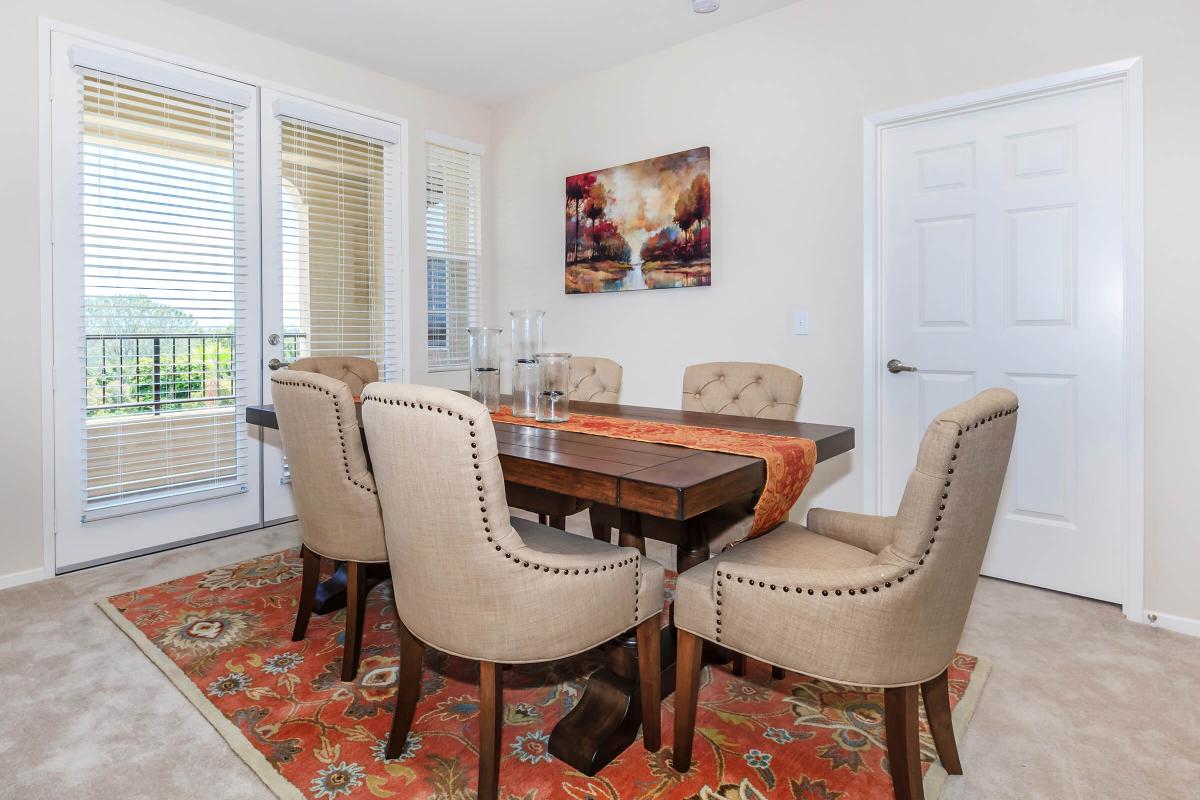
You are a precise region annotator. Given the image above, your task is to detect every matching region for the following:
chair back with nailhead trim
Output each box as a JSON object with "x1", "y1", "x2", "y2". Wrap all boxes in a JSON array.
[
  {"x1": 568, "y1": 357, "x2": 622, "y2": 403},
  {"x1": 270, "y1": 370, "x2": 387, "y2": 563},
  {"x1": 682, "y1": 362, "x2": 802, "y2": 419},
  {"x1": 871, "y1": 387, "x2": 1019, "y2": 673},
  {"x1": 362, "y1": 383, "x2": 659, "y2": 664}
]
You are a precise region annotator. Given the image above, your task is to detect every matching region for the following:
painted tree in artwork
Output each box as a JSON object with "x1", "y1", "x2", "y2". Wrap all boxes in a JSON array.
[
  {"x1": 690, "y1": 173, "x2": 711, "y2": 256},
  {"x1": 565, "y1": 173, "x2": 596, "y2": 263},
  {"x1": 583, "y1": 183, "x2": 608, "y2": 260}
]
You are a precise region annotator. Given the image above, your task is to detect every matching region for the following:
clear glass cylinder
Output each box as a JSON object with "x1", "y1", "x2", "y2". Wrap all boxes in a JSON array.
[
  {"x1": 510, "y1": 309, "x2": 545, "y2": 417},
  {"x1": 467, "y1": 326, "x2": 502, "y2": 413},
  {"x1": 535, "y1": 352, "x2": 572, "y2": 423}
]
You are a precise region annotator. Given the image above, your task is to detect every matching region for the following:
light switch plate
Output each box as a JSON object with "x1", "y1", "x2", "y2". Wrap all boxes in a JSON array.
[{"x1": 793, "y1": 310, "x2": 809, "y2": 335}]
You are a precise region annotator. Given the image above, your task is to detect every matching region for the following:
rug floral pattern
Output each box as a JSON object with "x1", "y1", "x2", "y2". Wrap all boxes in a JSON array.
[{"x1": 104, "y1": 549, "x2": 981, "y2": 800}]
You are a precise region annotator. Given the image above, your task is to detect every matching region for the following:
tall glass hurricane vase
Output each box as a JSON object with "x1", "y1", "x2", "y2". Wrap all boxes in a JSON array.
[
  {"x1": 535, "y1": 353, "x2": 572, "y2": 423},
  {"x1": 510, "y1": 310, "x2": 545, "y2": 418},
  {"x1": 468, "y1": 327, "x2": 502, "y2": 413}
]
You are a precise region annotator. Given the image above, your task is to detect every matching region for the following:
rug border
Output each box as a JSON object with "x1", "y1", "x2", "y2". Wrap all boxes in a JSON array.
[
  {"x1": 97, "y1": 598, "x2": 305, "y2": 800},
  {"x1": 924, "y1": 655, "x2": 992, "y2": 799},
  {"x1": 99, "y1": 594, "x2": 992, "y2": 800}
]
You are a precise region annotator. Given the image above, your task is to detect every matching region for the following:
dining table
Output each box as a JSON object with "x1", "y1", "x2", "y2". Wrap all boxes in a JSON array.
[{"x1": 246, "y1": 395, "x2": 854, "y2": 775}]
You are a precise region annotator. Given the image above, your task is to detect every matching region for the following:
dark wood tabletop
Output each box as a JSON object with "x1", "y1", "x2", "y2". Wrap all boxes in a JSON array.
[{"x1": 248, "y1": 397, "x2": 853, "y2": 523}]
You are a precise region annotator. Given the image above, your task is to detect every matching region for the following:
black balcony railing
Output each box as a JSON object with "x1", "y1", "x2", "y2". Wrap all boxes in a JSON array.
[{"x1": 85, "y1": 332, "x2": 305, "y2": 416}]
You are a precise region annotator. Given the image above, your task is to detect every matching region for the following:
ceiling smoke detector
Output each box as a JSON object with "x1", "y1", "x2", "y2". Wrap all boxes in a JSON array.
[{"x1": 693, "y1": 0, "x2": 720, "y2": 13}]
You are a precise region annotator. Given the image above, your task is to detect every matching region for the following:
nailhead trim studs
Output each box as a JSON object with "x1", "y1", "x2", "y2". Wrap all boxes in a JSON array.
[
  {"x1": 712, "y1": 404, "x2": 1019, "y2": 636},
  {"x1": 362, "y1": 392, "x2": 644, "y2": 625}
]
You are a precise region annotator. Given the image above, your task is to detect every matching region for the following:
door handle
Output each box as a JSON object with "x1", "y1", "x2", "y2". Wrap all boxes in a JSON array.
[
  {"x1": 886, "y1": 359, "x2": 917, "y2": 374},
  {"x1": 268, "y1": 358, "x2": 290, "y2": 371}
]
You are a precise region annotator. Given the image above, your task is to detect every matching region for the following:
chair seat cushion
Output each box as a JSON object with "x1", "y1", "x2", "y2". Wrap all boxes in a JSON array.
[
  {"x1": 512, "y1": 517, "x2": 665, "y2": 627},
  {"x1": 675, "y1": 521, "x2": 875, "y2": 639}
]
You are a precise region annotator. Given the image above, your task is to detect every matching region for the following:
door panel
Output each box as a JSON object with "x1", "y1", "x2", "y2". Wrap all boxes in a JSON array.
[{"x1": 879, "y1": 80, "x2": 1126, "y2": 602}]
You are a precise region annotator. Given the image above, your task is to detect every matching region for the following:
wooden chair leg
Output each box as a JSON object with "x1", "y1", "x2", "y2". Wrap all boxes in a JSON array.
[
  {"x1": 921, "y1": 668, "x2": 962, "y2": 775},
  {"x1": 731, "y1": 654, "x2": 747, "y2": 676},
  {"x1": 672, "y1": 629, "x2": 704, "y2": 772},
  {"x1": 291, "y1": 545, "x2": 320, "y2": 642},
  {"x1": 884, "y1": 685, "x2": 925, "y2": 800},
  {"x1": 478, "y1": 661, "x2": 503, "y2": 800},
  {"x1": 636, "y1": 613, "x2": 662, "y2": 751},
  {"x1": 341, "y1": 562, "x2": 368, "y2": 681},
  {"x1": 771, "y1": 666, "x2": 785, "y2": 680},
  {"x1": 548, "y1": 514, "x2": 567, "y2": 530},
  {"x1": 385, "y1": 620, "x2": 424, "y2": 759}
]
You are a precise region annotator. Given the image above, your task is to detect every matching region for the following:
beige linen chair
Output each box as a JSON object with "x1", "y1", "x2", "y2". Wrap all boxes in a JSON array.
[
  {"x1": 681, "y1": 361, "x2": 804, "y2": 555},
  {"x1": 508, "y1": 356, "x2": 623, "y2": 529},
  {"x1": 362, "y1": 384, "x2": 665, "y2": 800},
  {"x1": 568, "y1": 356, "x2": 623, "y2": 403},
  {"x1": 271, "y1": 370, "x2": 388, "y2": 681},
  {"x1": 672, "y1": 389, "x2": 1018, "y2": 800},
  {"x1": 289, "y1": 356, "x2": 379, "y2": 397}
]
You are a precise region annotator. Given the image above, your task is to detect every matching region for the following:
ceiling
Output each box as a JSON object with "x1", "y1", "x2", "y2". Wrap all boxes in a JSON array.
[{"x1": 163, "y1": 0, "x2": 799, "y2": 105}]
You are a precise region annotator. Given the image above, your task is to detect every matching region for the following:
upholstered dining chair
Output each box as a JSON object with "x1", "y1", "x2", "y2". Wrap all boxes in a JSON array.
[
  {"x1": 271, "y1": 370, "x2": 388, "y2": 681},
  {"x1": 508, "y1": 356, "x2": 623, "y2": 529},
  {"x1": 362, "y1": 384, "x2": 665, "y2": 800},
  {"x1": 568, "y1": 356, "x2": 623, "y2": 403},
  {"x1": 672, "y1": 389, "x2": 1018, "y2": 800},
  {"x1": 681, "y1": 361, "x2": 804, "y2": 553},
  {"x1": 289, "y1": 356, "x2": 379, "y2": 397}
]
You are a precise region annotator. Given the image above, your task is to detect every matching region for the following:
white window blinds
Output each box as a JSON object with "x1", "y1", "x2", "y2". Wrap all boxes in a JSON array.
[
  {"x1": 426, "y1": 142, "x2": 482, "y2": 370},
  {"x1": 79, "y1": 69, "x2": 250, "y2": 517},
  {"x1": 279, "y1": 118, "x2": 395, "y2": 374}
]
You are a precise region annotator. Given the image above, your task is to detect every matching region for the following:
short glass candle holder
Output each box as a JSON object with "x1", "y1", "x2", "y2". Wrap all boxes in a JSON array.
[{"x1": 535, "y1": 352, "x2": 572, "y2": 423}]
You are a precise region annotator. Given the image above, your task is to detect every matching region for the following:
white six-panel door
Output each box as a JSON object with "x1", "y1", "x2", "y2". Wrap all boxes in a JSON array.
[{"x1": 878, "y1": 79, "x2": 1127, "y2": 602}]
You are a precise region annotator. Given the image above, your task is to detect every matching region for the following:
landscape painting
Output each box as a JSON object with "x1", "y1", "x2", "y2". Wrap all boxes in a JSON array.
[{"x1": 565, "y1": 147, "x2": 711, "y2": 294}]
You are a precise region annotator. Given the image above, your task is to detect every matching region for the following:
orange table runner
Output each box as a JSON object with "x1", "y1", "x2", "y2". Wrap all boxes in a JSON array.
[{"x1": 490, "y1": 406, "x2": 817, "y2": 541}]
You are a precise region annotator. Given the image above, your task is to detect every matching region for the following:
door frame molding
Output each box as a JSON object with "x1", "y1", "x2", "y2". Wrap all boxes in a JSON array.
[{"x1": 861, "y1": 58, "x2": 1144, "y2": 621}]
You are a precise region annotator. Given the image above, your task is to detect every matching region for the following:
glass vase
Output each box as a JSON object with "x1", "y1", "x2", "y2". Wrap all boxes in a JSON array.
[
  {"x1": 510, "y1": 309, "x2": 545, "y2": 418},
  {"x1": 467, "y1": 326, "x2": 502, "y2": 413},
  {"x1": 535, "y1": 353, "x2": 572, "y2": 423}
]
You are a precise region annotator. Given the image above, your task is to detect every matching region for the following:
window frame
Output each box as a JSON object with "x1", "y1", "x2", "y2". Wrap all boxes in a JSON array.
[{"x1": 425, "y1": 132, "x2": 485, "y2": 372}]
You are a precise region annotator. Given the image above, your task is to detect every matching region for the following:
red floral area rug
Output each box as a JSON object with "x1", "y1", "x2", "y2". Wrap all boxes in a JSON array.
[{"x1": 99, "y1": 549, "x2": 989, "y2": 800}]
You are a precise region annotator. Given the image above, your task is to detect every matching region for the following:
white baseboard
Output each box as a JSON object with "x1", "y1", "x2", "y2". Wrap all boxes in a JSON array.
[
  {"x1": 0, "y1": 567, "x2": 44, "y2": 592},
  {"x1": 1146, "y1": 610, "x2": 1200, "y2": 638}
]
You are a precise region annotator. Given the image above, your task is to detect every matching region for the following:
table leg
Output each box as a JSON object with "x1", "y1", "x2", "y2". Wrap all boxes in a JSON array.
[
  {"x1": 548, "y1": 516, "x2": 706, "y2": 775},
  {"x1": 312, "y1": 561, "x2": 391, "y2": 615},
  {"x1": 548, "y1": 621, "x2": 676, "y2": 775}
]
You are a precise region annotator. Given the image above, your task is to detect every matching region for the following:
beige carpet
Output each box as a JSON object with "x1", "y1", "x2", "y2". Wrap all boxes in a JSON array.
[{"x1": 0, "y1": 515, "x2": 1198, "y2": 799}]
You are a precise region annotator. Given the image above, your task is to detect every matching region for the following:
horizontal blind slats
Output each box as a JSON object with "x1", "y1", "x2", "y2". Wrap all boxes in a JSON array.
[
  {"x1": 426, "y1": 142, "x2": 481, "y2": 369},
  {"x1": 79, "y1": 67, "x2": 249, "y2": 512}
]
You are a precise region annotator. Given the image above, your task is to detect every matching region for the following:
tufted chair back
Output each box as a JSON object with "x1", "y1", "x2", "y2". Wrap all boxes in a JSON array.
[
  {"x1": 682, "y1": 362, "x2": 802, "y2": 419},
  {"x1": 568, "y1": 356, "x2": 623, "y2": 403},
  {"x1": 289, "y1": 356, "x2": 379, "y2": 397},
  {"x1": 270, "y1": 370, "x2": 386, "y2": 563}
]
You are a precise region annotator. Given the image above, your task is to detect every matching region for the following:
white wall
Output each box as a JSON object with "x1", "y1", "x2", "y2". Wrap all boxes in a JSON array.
[
  {"x1": 1, "y1": 0, "x2": 488, "y2": 579},
  {"x1": 489, "y1": 0, "x2": 1200, "y2": 621}
]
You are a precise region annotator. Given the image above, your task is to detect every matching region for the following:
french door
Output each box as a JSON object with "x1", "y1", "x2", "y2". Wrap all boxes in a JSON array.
[
  {"x1": 49, "y1": 32, "x2": 405, "y2": 570},
  {"x1": 259, "y1": 91, "x2": 405, "y2": 523}
]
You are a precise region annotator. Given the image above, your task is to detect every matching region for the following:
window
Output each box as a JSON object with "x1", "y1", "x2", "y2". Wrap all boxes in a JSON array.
[
  {"x1": 425, "y1": 140, "x2": 482, "y2": 370},
  {"x1": 76, "y1": 65, "x2": 250, "y2": 516},
  {"x1": 279, "y1": 117, "x2": 392, "y2": 367}
]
